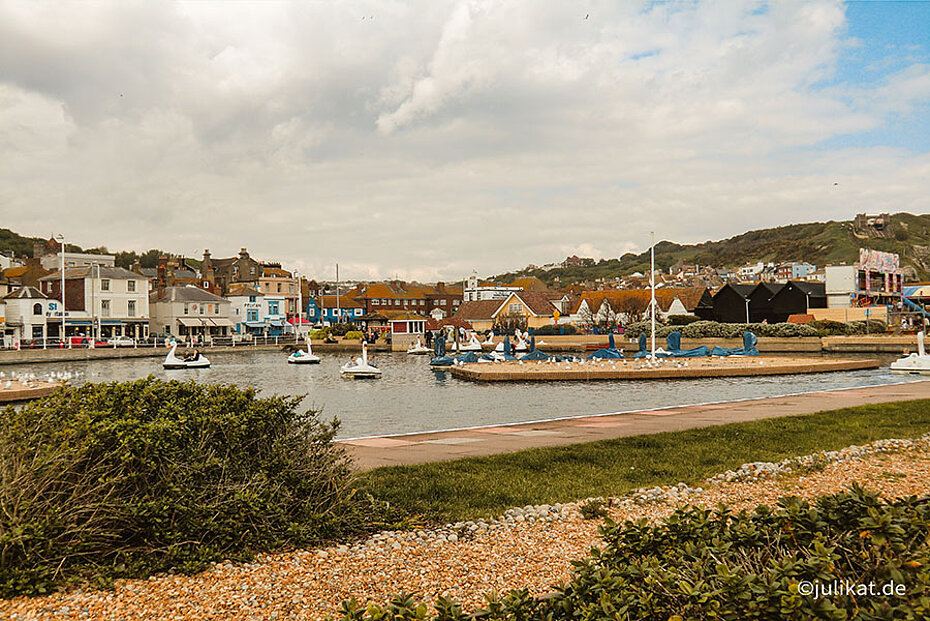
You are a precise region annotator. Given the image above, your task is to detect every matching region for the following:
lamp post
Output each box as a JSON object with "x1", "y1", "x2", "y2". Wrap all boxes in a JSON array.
[
  {"x1": 55, "y1": 234, "x2": 66, "y2": 343},
  {"x1": 745, "y1": 297, "x2": 750, "y2": 324},
  {"x1": 294, "y1": 269, "x2": 301, "y2": 343}
]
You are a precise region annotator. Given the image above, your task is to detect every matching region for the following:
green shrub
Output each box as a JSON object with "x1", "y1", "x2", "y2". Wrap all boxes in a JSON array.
[
  {"x1": 329, "y1": 322, "x2": 356, "y2": 337},
  {"x1": 309, "y1": 328, "x2": 330, "y2": 339},
  {"x1": 533, "y1": 324, "x2": 578, "y2": 336},
  {"x1": 579, "y1": 499, "x2": 608, "y2": 520},
  {"x1": 0, "y1": 378, "x2": 398, "y2": 597},
  {"x1": 343, "y1": 330, "x2": 364, "y2": 340},
  {"x1": 809, "y1": 319, "x2": 851, "y2": 336},
  {"x1": 342, "y1": 486, "x2": 930, "y2": 619},
  {"x1": 666, "y1": 314, "x2": 702, "y2": 326}
]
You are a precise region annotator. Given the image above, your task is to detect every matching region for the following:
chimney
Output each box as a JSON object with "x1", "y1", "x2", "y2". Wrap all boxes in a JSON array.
[{"x1": 239, "y1": 248, "x2": 249, "y2": 259}]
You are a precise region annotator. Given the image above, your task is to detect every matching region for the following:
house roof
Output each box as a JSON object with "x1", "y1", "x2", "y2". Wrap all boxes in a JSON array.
[
  {"x1": 261, "y1": 267, "x2": 292, "y2": 278},
  {"x1": 3, "y1": 286, "x2": 48, "y2": 300},
  {"x1": 571, "y1": 288, "x2": 710, "y2": 314},
  {"x1": 318, "y1": 294, "x2": 365, "y2": 308},
  {"x1": 227, "y1": 284, "x2": 263, "y2": 297},
  {"x1": 513, "y1": 291, "x2": 558, "y2": 316},
  {"x1": 787, "y1": 281, "x2": 826, "y2": 296},
  {"x1": 453, "y1": 299, "x2": 507, "y2": 321},
  {"x1": 383, "y1": 311, "x2": 428, "y2": 321},
  {"x1": 39, "y1": 266, "x2": 149, "y2": 281},
  {"x1": 149, "y1": 286, "x2": 227, "y2": 304}
]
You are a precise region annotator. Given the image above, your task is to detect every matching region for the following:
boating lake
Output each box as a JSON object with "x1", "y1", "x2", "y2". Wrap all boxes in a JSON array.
[{"x1": 4, "y1": 350, "x2": 919, "y2": 439}]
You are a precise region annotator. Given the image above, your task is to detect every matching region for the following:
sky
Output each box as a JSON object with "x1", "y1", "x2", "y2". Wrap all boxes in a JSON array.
[{"x1": 1, "y1": 1, "x2": 929, "y2": 282}]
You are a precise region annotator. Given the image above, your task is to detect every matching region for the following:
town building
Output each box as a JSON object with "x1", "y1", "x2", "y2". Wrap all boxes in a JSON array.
[
  {"x1": 39, "y1": 266, "x2": 150, "y2": 339},
  {"x1": 149, "y1": 286, "x2": 233, "y2": 339},
  {"x1": 1, "y1": 286, "x2": 50, "y2": 345},
  {"x1": 569, "y1": 287, "x2": 713, "y2": 327},
  {"x1": 825, "y1": 250, "x2": 904, "y2": 308},
  {"x1": 258, "y1": 264, "x2": 299, "y2": 319},
  {"x1": 453, "y1": 291, "x2": 558, "y2": 333},
  {"x1": 200, "y1": 248, "x2": 262, "y2": 294},
  {"x1": 775, "y1": 262, "x2": 816, "y2": 282}
]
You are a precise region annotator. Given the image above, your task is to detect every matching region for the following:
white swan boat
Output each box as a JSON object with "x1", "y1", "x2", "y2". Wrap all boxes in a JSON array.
[
  {"x1": 341, "y1": 341, "x2": 382, "y2": 379},
  {"x1": 288, "y1": 338, "x2": 320, "y2": 364},
  {"x1": 482, "y1": 332, "x2": 496, "y2": 346},
  {"x1": 890, "y1": 331, "x2": 930, "y2": 375},
  {"x1": 494, "y1": 335, "x2": 527, "y2": 352},
  {"x1": 163, "y1": 342, "x2": 211, "y2": 369},
  {"x1": 456, "y1": 333, "x2": 483, "y2": 352},
  {"x1": 406, "y1": 338, "x2": 431, "y2": 355}
]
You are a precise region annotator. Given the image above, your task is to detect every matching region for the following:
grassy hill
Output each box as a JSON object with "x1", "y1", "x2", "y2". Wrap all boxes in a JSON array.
[
  {"x1": 493, "y1": 212, "x2": 930, "y2": 284},
  {"x1": 0, "y1": 228, "x2": 181, "y2": 270}
]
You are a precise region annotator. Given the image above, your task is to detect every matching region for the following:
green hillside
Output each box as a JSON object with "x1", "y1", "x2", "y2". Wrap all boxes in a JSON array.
[
  {"x1": 494, "y1": 213, "x2": 930, "y2": 284},
  {"x1": 0, "y1": 228, "x2": 181, "y2": 270}
]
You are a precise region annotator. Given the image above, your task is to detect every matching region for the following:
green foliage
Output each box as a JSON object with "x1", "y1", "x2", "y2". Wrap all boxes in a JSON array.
[
  {"x1": 532, "y1": 324, "x2": 578, "y2": 336},
  {"x1": 340, "y1": 487, "x2": 930, "y2": 619},
  {"x1": 625, "y1": 321, "x2": 819, "y2": 339},
  {"x1": 329, "y1": 323, "x2": 357, "y2": 337},
  {"x1": 809, "y1": 319, "x2": 887, "y2": 336},
  {"x1": 309, "y1": 328, "x2": 330, "y2": 339},
  {"x1": 0, "y1": 378, "x2": 396, "y2": 597},
  {"x1": 579, "y1": 499, "x2": 608, "y2": 520},
  {"x1": 666, "y1": 314, "x2": 703, "y2": 326},
  {"x1": 344, "y1": 331, "x2": 364, "y2": 340}
]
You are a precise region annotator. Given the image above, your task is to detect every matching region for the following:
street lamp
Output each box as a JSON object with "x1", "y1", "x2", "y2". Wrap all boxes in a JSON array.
[{"x1": 55, "y1": 234, "x2": 66, "y2": 343}]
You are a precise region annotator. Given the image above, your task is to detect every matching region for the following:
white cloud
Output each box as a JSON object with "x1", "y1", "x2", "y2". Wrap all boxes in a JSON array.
[{"x1": 1, "y1": 0, "x2": 928, "y2": 280}]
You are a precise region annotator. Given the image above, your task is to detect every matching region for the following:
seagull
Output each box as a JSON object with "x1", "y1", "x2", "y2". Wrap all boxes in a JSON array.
[{"x1": 585, "y1": 13, "x2": 589, "y2": 19}]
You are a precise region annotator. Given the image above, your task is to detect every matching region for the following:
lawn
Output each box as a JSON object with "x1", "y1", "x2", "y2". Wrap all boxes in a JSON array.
[{"x1": 356, "y1": 398, "x2": 930, "y2": 523}]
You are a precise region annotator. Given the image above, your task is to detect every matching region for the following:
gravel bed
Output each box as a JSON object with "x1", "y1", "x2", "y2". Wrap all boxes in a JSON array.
[{"x1": 4, "y1": 437, "x2": 930, "y2": 620}]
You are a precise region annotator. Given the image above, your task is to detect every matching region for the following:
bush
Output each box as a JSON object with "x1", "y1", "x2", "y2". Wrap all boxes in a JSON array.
[
  {"x1": 343, "y1": 331, "x2": 364, "y2": 340},
  {"x1": 342, "y1": 486, "x2": 930, "y2": 619},
  {"x1": 308, "y1": 328, "x2": 330, "y2": 339},
  {"x1": 532, "y1": 324, "x2": 578, "y2": 336},
  {"x1": 666, "y1": 314, "x2": 702, "y2": 326},
  {"x1": 0, "y1": 379, "x2": 398, "y2": 597},
  {"x1": 329, "y1": 322, "x2": 356, "y2": 337}
]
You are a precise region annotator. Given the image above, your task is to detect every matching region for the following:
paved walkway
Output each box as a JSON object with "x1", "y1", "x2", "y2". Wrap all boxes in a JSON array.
[{"x1": 341, "y1": 380, "x2": 930, "y2": 470}]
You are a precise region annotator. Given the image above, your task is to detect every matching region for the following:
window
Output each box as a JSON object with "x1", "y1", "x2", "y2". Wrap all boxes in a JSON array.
[
  {"x1": 250, "y1": 266, "x2": 256, "y2": 275},
  {"x1": 101, "y1": 279, "x2": 110, "y2": 291},
  {"x1": 127, "y1": 280, "x2": 136, "y2": 292},
  {"x1": 247, "y1": 309, "x2": 258, "y2": 322},
  {"x1": 128, "y1": 300, "x2": 136, "y2": 317},
  {"x1": 277, "y1": 283, "x2": 281, "y2": 293},
  {"x1": 101, "y1": 300, "x2": 111, "y2": 317},
  {"x1": 199, "y1": 305, "x2": 204, "y2": 314},
  {"x1": 184, "y1": 304, "x2": 189, "y2": 315},
  {"x1": 509, "y1": 303, "x2": 522, "y2": 314},
  {"x1": 269, "y1": 301, "x2": 279, "y2": 315},
  {"x1": 215, "y1": 304, "x2": 219, "y2": 314},
  {"x1": 33, "y1": 303, "x2": 42, "y2": 315},
  {"x1": 249, "y1": 296, "x2": 256, "y2": 302}
]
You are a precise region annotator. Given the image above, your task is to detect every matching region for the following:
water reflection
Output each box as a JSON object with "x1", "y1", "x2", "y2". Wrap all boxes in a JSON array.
[{"x1": 6, "y1": 350, "x2": 916, "y2": 439}]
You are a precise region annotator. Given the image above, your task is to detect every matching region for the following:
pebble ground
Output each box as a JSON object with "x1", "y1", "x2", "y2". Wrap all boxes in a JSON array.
[{"x1": 4, "y1": 443, "x2": 930, "y2": 620}]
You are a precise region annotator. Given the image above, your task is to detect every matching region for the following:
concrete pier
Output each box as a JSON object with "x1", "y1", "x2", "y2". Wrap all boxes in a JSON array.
[{"x1": 449, "y1": 356, "x2": 879, "y2": 382}]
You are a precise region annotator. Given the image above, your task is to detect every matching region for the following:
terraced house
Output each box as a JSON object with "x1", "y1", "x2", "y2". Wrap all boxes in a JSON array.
[{"x1": 39, "y1": 267, "x2": 151, "y2": 340}]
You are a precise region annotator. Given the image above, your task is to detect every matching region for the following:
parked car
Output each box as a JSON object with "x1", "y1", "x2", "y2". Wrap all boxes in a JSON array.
[
  {"x1": 66, "y1": 336, "x2": 109, "y2": 347},
  {"x1": 107, "y1": 336, "x2": 136, "y2": 347}
]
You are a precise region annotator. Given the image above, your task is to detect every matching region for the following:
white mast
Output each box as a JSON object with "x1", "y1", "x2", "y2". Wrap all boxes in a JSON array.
[
  {"x1": 295, "y1": 269, "x2": 301, "y2": 342},
  {"x1": 650, "y1": 231, "x2": 656, "y2": 361},
  {"x1": 335, "y1": 263, "x2": 340, "y2": 323}
]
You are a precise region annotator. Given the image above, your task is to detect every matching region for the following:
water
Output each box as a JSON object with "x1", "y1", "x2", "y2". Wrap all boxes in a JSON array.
[{"x1": 5, "y1": 350, "x2": 918, "y2": 439}]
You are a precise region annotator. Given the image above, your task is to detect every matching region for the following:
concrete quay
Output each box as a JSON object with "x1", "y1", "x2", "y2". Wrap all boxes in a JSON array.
[
  {"x1": 448, "y1": 356, "x2": 879, "y2": 382},
  {"x1": 341, "y1": 380, "x2": 930, "y2": 469},
  {"x1": 0, "y1": 380, "x2": 63, "y2": 403}
]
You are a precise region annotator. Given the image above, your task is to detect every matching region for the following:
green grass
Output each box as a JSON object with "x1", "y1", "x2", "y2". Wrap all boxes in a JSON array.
[{"x1": 356, "y1": 399, "x2": 930, "y2": 523}]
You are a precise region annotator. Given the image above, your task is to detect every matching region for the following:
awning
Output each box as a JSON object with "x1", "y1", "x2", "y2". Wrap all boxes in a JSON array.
[
  {"x1": 244, "y1": 321, "x2": 266, "y2": 328},
  {"x1": 178, "y1": 318, "x2": 203, "y2": 327},
  {"x1": 269, "y1": 318, "x2": 286, "y2": 327},
  {"x1": 100, "y1": 320, "x2": 122, "y2": 325},
  {"x1": 211, "y1": 318, "x2": 234, "y2": 327},
  {"x1": 66, "y1": 320, "x2": 92, "y2": 326}
]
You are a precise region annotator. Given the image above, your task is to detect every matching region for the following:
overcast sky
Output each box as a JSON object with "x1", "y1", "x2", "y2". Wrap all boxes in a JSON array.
[{"x1": 2, "y1": 1, "x2": 929, "y2": 282}]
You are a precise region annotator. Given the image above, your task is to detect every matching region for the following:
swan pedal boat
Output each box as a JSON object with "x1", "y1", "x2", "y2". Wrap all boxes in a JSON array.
[
  {"x1": 890, "y1": 331, "x2": 930, "y2": 375},
  {"x1": 341, "y1": 342, "x2": 382, "y2": 379},
  {"x1": 287, "y1": 342, "x2": 320, "y2": 364},
  {"x1": 406, "y1": 338, "x2": 431, "y2": 355},
  {"x1": 163, "y1": 342, "x2": 211, "y2": 369}
]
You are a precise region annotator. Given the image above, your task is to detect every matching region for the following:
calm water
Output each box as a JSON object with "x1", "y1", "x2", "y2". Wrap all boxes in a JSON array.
[{"x1": 7, "y1": 350, "x2": 918, "y2": 439}]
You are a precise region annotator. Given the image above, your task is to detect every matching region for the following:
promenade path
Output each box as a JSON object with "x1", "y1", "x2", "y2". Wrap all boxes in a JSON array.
[{"x1": 342, "y1": 380, "x2": 930, "y2": 469}]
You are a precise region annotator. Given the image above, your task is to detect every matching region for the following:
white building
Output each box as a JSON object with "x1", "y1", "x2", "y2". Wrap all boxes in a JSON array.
[
  {"x1": 39, "y1": 252, "x2": 116, "y2": 271},
  {"x1": 149, "y1": 286, "x2": 233, "y2": 338},
  {"x1": 39, "y1": 267, "x2": 150, "y2": 339},
  {"x1": 1, "y1": 287, "x2": 50, "y2": 345},
  {"x1": 463, "y1": 274, "x2": 522, "y2": 302}
]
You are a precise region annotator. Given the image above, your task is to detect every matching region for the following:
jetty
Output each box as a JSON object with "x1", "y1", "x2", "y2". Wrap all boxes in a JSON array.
[
  {"x1": 0, "y1": 380, "x2": 63, "y2": 403},
  {"x1": 448, "y1": 356, "x2": 879, "y2": 382}
]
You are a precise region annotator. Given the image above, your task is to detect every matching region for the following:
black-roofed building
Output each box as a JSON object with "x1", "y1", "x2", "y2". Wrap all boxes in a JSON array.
[
  {"x1": 711, "y1": 283, "x2": 756, "y2": 323},
  {"x1": 768, "y1": 281, "x2": 827, "y2": 323}
]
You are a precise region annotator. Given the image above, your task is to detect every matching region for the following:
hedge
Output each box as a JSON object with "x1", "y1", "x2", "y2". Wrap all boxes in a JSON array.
[
  {"x1": 340, "y1": 486, "x2": 930, "y2": 619},
  {"x1": 0, "y1": 379, "x2": 401, "y2": 597}
]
